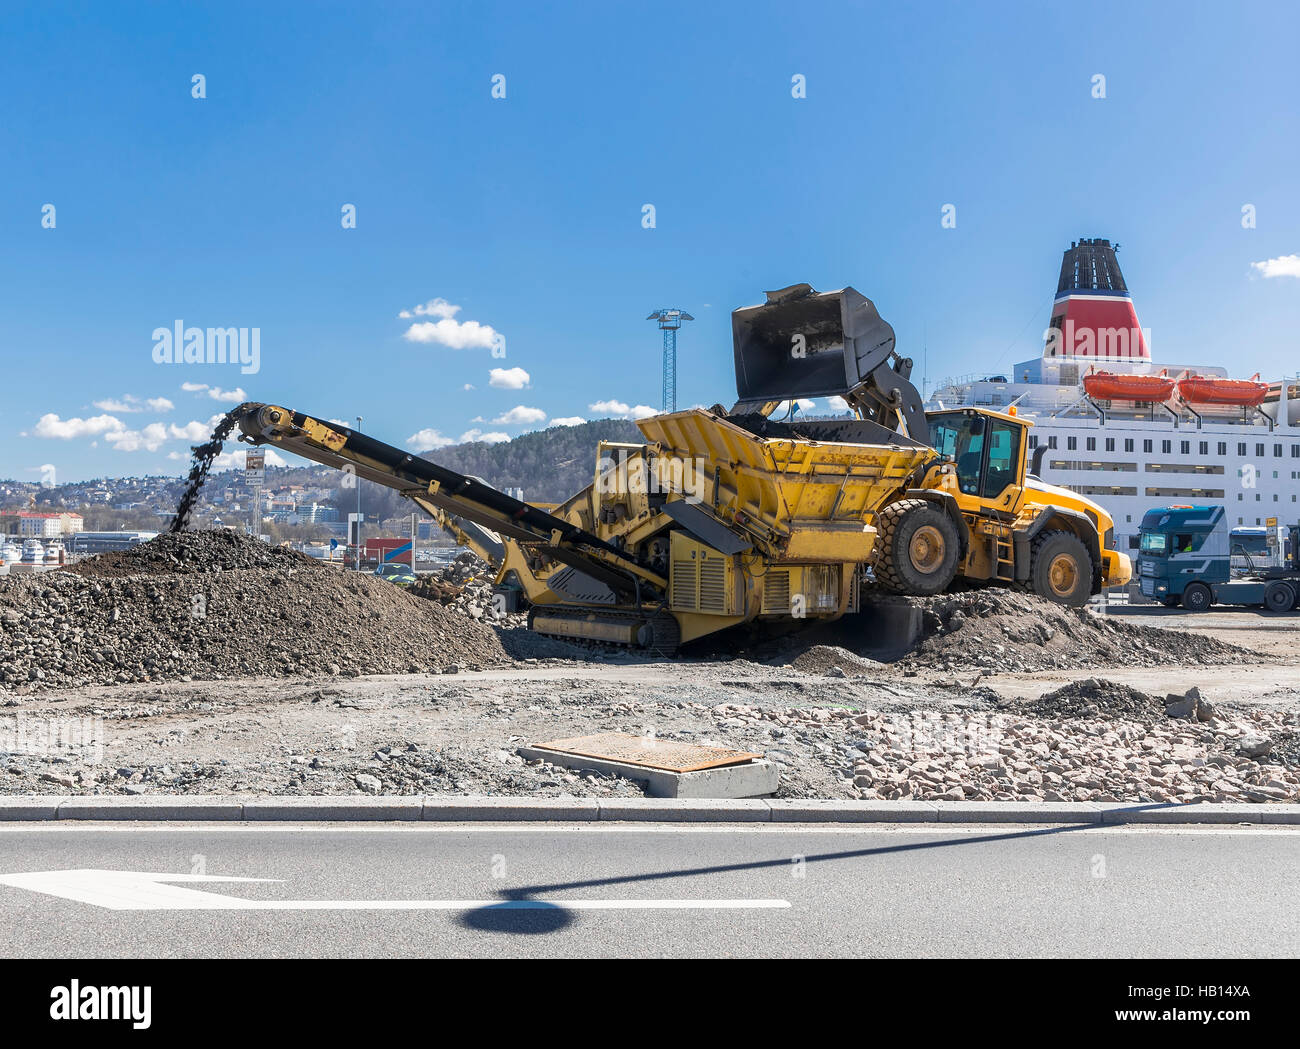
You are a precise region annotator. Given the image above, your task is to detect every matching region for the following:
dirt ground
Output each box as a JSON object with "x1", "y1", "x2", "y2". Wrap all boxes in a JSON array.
[{"x1": 3, "y1": 604, "x2": 1297, "y2": 803}]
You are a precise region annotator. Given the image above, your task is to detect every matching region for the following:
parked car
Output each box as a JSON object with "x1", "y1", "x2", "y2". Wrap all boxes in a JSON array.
[{"x1": 373, "y1": 563, "x2": 417, "y2": 587}]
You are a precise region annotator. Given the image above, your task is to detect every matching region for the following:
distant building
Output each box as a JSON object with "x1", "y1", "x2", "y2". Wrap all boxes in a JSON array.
[
  {"x1": 296, "y1": 503, "x2": 339, "y2": 524},
  {"x1": 0, "y1": 512, "x2": 85, "y2": 538}
]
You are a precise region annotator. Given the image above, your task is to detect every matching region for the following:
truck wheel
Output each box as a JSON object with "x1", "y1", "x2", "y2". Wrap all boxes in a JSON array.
[
  {"x1": 873, "y1": 498, "x2": 960, "y2": 595},
  {"x1": 1264, "y1": 582, "x2": 1294, "y2": 613},
  {"x1": 1181, "y1": 582, "x2": 1212, "y2": 612},
  {"x1": 1029, "y1": 530, "x2": 1092, "y2": 607}
]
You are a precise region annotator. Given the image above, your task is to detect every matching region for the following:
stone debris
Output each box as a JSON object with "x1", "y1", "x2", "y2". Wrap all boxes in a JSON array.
[
  {"x1": 884, "y1": 589, "x2": 1249, "y2": 673},
  {"x1": 0, "y1": 531, "x2": 508, "y2": 692},
  {"x1": 845, "y1": 698, "x2": 1298, "y2": 804},
  {"x1": 411, "y1": 552, "x2": 528, "y2": 629}
]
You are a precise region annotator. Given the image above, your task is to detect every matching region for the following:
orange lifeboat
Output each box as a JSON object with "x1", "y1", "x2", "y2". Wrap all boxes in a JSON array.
[
  {"x1": 1082, "y1": 371, "x2": 1175, "y2": 401},
  {"x1": 1176, "y1": 375, "x2": 1269, "y2": 406}
]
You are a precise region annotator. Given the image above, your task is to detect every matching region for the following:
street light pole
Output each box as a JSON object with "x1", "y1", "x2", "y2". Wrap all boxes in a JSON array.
[{"x1": 355, "y1": 415, "x2": 363, "y2": 572}]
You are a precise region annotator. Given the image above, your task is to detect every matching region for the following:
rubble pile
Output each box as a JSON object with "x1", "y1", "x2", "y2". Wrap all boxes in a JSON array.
[
  {"x1": 0, "y1": 532, "x2": 507, "y2": 692},
  {"x1": 412, "y1": 552, "x2": 528, "y2": 629},
  {"x1": 843, "y1": 687, "x2": 1299, "y2": 804},
  {"x1": 886, "y1": 589, "x2": 1248, "y2": 673}
]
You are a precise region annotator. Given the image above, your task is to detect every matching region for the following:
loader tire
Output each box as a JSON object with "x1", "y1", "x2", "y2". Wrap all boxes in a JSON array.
[
  {"x1": 1029, "y1": 530, "x2": 1092, "y2": 607},
  {"x1": 873, "y1": 499, "x2": 960, "y2": 596}
]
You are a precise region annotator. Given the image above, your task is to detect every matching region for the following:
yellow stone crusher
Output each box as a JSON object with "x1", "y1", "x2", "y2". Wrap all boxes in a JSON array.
[{"x1": 229, "y1": 284, "x2": 1130, "y2": 651}]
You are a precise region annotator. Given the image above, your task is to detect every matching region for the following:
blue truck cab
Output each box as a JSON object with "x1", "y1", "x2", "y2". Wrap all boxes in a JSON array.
[{"x1": 1138, "y1": 504, "x2": 1298, "y2": 612}]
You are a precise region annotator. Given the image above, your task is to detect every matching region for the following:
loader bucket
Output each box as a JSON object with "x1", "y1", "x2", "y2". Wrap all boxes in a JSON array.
[{"x1": 732, "y1": 284, "x2": 896, "y2": 402}]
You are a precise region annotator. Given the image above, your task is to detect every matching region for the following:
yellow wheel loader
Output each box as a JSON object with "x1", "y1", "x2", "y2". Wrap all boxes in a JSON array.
[{"x1": 227, "y1": 283, "x2": 1130, "y2": 651}]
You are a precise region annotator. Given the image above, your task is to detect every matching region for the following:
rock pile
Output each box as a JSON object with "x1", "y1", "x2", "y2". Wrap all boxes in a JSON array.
[
  {"x1": 413, "y1": 552, "x2": 528, "y2": 629},
  {"x1": 886, "y1": 589, "x2": 1248, "y2": 673},
  {"x1": 0, "y1": 532, "x2": 507, "y2": 692},
  {"x1": 843, "y1": 687, "x2": 1298, "y2": 803}
]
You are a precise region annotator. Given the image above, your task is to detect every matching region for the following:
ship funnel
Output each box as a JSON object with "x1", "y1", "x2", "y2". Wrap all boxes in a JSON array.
[
  {"x1": 1046, "y1": 237, "x2": 1149, "y2": 361},
  {"x1": 732, "y1": 284, "x2": 896, "y2": 402}
]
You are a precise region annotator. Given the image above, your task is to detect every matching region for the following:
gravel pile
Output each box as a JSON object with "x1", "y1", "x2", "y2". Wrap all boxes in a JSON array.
[
  {"x1": 887, "y1": 589, "x2": 1248, "y2": 673},
  {"x1": 0, "y1": 532, "x2": 507, "y2": 692}
]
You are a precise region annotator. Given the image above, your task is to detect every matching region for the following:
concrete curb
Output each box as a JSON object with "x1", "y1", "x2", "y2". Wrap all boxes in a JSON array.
[{"x1": 0, "y1": 796, "x2": 1296, "y2": 825}]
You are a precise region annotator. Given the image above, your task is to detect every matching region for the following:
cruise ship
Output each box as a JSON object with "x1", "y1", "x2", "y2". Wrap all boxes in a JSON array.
[{"x1": 929, "y1": 238, "x2": 1299, "y2": 554}]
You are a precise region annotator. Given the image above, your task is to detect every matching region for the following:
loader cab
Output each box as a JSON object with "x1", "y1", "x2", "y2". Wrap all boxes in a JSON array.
[{"x1": 926, "y1": 409, "x2": 1026, "y2": 503}]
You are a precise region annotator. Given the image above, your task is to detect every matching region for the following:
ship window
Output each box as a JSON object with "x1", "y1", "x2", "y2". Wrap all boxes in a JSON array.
[
  {"x1": 1048, "y1": 436, "x2": 1057, "y2": 449},
  {"x1": 1161, "y1": 440, "x2": 1172, "y2": 454},
  {"x1": 1143, "y1": 440, "x2": 1153, "y2": 453},
  {"x1": 1180, "y1": 441, "x2": 1190, "y2": 455},
  {"x1": 1256, "y1": 443, "x2": 1265, "y2": 457},
  {"x1": 1238, "y1": 442, "x2": 1247, "y2": 455},
  {"x1": 1124, "y1": 439, "x2": 1134, "y2": 452},
  {"x1": 1105, "y1": 437, "x2": 1115, "y2": 452},
  {"x1": 1028, "y1": 435, "x2": 1037, "y2": 448},
  {"x1": 1238, "y1": 494, "x2": 1243, "y2": 500},
  {"x1": 1275, "y1": 444, "x2": 1283, "y2": 457},
  {"x1": 1086, "y1": 437, "x2": 1096, "y2": 451},
  {"x1": 1218, "y1": 443, "x2": 1227, "y2": 455},
  {"x1": 1293, "y1": 445, "x2": 1300, "y2": 457},
  {"x1": 1067, "y1": 436, "x2": 1077, "y2": 451},
  {"x1": 1198, "y1": 442, "x2": 1208, "y2": 456}
]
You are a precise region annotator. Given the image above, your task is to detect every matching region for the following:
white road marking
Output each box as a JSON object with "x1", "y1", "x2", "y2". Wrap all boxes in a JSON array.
[{"x1": 0, "y1": 869, "x2": 791, "y2": 912}]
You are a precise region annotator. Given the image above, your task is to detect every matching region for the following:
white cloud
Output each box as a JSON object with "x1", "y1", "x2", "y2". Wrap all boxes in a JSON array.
[
  {"x1": 489, "y1": 366, "x2": 531, "y2": 390},
  {"x1": 211, "y1": 448, "x2": 286, "y2": 470},
  {"x1": 463, "y1": 383, "x2": 476, "y2": 391},
  {"x1": 588, "y1": 399, "x2": 659, "y2": 420},
  {"x1": 550, "y1": 416, "x2": 586, "y2": 427},
  {"x1": 168, "y1": 420, "x2": 213, "y2": 441},
  {"x1": 104, "y1": 422, "x2": 170, "y2": 453},
  {"x1": 399, "y1": 298, "x2": 500, "y2": 350},
  {"x1": 1251, "y1": 254, "x2": 1300, "y2": 279},
  {"x1": 207, "y1": 386, "x2": 247, "y2": 403},
  {"x1": 774, "y1": 398, "x2": 817, "y2": 415},
  {"x1": 493, "y1": 405, "x2": 547, "y2": 425},
  {"x1": 33, "y1": 413, "x2": 124, "y2": 439},
  {"x1": 458, "y1": 429, "x2": 510, "y2": 444},
  {"x1": 403, "y1": 317, "x2": 499, "y2": 350},
  {"x1": 93, "y1": 397, "x2": 138, "y2": 413},
  {"x1": 407, "y1": 428, "x2": 455, "y2": 451},
  {"x1": 181, "y1": 382, "x2": 208, "y2": 392},
  {"x1": 398, "y1": 298, "x2": 461, "y2": 321},
  {"x1": 92, "y1": 394, "x2": 175, "y2": 414}
]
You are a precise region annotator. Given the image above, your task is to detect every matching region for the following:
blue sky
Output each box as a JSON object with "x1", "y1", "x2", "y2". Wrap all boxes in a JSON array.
[{"x1": 2, "y1": 0, "x2": 1297, "y2": 482}]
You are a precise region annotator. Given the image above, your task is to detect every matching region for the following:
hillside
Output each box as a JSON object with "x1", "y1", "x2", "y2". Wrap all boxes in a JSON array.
[{"x1": 431, "y1": 419, "x2": 642, "y2": 501}]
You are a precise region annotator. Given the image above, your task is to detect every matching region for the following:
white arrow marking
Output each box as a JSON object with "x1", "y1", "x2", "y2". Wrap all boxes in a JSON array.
[{"x1": 0, "y1": 870, "x2": 791, "y2": 912}]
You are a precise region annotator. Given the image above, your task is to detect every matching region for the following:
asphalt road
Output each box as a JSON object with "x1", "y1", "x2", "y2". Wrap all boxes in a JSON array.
[{"x1": 0, "y1": 822, "x2": 1296, "y2": 957}]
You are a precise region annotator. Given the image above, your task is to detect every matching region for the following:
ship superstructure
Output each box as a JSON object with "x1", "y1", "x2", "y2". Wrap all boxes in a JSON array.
[{"x1": 930, "y1": 239, "x2": 1299, "y2": 553}]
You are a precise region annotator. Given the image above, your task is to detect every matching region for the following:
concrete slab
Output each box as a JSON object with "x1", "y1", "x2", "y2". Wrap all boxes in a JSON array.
[
  {"x1": 768, "y1": 800, "x2": 941, "y2": 823},
  {"x1": 932, "y1": 802, "x2": 1101, "y2": 824},
  {"x1": 519, "y1": 745, "x2": 777, "y2": 798},
  {"x1": 598, "y1": 798, "x2": 771, "y2": 822},
  {"x1": 0, "y1": 795, "x2": 68, "y2": 821},
  {"x1": 242, "y1": 797, "x2": 422, "y2": 821},
  {"x1": 421, "y1": 797, "x2": 600, "y2": 821},
  {"x1": 1097, "y1": 803, "x2": 1272, "y2": 825},
  {"x1": 57, "y1": 796, "x2": 243, "y2": 821}
]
